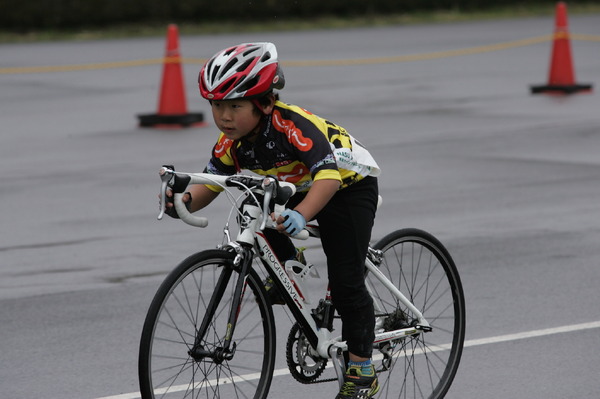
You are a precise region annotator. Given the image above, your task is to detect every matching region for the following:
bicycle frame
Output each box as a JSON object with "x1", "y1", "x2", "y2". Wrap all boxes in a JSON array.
[
  {"x1": 159, "y1": 168, "x2": 434, "y2": 381},
  {"x1": 255, "y1": 228, "x2": 432, "y2": 354}
]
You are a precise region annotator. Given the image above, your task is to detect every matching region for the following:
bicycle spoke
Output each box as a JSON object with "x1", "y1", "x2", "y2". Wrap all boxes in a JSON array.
[
  {"x1": 139, "y1": 251, "x2": 276, "y2": 399},
  {"x1": 369, "y1": 229, "x2": 465, "y2": 399}
]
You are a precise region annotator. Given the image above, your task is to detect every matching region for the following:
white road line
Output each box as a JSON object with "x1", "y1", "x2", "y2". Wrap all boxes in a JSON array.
[
  {"x1": 96, "y1": 320, "x2": 600, "y2": 399},
  {"x1": 463, "y1": 320, "x2": 600, "y2": 348}
]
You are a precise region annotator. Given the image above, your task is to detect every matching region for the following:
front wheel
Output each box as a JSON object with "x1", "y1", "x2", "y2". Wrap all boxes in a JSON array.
[
  {"x1": 139, "y1": 249, "x2": 276, "y2": 399},
  {"x1": 367, "y1": 228, "x2": 466, "y2": 399}
]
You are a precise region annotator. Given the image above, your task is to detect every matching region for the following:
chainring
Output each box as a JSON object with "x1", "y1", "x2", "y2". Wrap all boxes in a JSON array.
[{"x1": 286, "y1": 323, "x2": 328, "y2": 384}]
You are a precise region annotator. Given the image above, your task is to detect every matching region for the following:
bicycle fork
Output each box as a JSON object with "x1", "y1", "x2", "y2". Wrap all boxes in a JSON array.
[{"x1": 188, "y1": 247, "x2": 253, "y2": 363}]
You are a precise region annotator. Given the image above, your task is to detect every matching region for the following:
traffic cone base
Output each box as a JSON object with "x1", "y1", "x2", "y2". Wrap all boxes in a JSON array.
[
  {"x1": 138, "y1": 112, "x2": 207, "y2": 128},
  {"x1": 138, "y1": 24, "x2": 207, "y2": 128},
  {"x1": 530, "y1": 2, "x2": 593, "y2": 95},
  {"x1": 530, "y1": 83, "x2": 592, "y2": 95}
]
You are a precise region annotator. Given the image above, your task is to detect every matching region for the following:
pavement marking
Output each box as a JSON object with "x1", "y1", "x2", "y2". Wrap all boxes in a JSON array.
[
  {"x1": 0, "y1": 58, "x2": 165, "y2": 75},
  {"x1": 97, "y1": 320, "x2": 600, "y2": 399},
  {"x1": 3, "y1": 34, "x2": 600, "y2": 75},
  {"x1": 571, "y1": 33, "x2": 600, "y2": 42}
]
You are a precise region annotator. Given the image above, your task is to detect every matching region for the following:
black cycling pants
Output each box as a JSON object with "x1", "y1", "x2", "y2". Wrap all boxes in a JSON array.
[{"x1": 265, "y1": 176, "x2": 379, "y2": 358}]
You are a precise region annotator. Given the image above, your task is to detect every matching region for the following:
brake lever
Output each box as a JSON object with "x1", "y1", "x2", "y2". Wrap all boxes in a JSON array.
[
  {"x1": 158, "y1": 166, "x2": 174, "y2": 220},
  {"x1": 260, "y1": 177, "x2": 276, "y2": 230}
]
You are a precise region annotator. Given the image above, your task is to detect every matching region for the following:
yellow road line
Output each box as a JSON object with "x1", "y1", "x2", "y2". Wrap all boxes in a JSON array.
[
  {"x1": 0, "y1": 58, "x2": 165, "y2": 74},
  {"x1": 1, "y1": 33, "x2": 598, "y2": 75},
  {"x1": 571, "y1": 33, "x2": 600, "y2": 41}
]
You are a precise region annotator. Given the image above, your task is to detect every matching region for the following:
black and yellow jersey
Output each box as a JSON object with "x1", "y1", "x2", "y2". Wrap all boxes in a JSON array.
[{"x1": 204, "y1": 101, "x2": 380, "y2": 193}]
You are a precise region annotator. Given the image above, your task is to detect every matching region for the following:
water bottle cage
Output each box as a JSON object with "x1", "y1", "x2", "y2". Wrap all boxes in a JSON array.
[{"x1": 284, "y1": 260, "x2": 319, "y2": 305}]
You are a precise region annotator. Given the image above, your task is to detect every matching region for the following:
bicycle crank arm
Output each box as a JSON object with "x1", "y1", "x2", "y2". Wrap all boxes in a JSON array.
[{"x1": 329, "y1": 343, "x2": 346, "y2": 388}]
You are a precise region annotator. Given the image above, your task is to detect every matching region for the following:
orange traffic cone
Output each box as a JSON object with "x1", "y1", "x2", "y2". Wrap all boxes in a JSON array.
[
  {"x1": 138, "y1": 24, "x2": 206, "y2": 127},
  {"x1": 530, "y1": 2, "x2": 592, "y2": 94}
]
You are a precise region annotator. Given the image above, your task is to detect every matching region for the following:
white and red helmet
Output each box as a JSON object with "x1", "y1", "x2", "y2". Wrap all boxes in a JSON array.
[{"x1": 199, "y1": 42, "x2": 285, "y2": 100}]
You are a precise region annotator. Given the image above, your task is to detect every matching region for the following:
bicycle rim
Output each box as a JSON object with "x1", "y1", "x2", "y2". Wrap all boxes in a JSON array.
[
  {"x1": 139, "y1": 250, "x2": 276, "y2": 399},
  {"x1": 369, "y1": 228, "x2": 465, "y2": 399}
]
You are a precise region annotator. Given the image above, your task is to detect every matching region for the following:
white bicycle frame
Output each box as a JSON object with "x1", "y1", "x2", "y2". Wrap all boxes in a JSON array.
[{"x1": 158, "y1": 168, "x2": 431, "y2": 384}]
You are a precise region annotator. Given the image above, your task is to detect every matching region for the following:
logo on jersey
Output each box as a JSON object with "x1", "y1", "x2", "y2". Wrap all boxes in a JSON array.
[
  {"x1": 277, "y1": 163, "x2": 307, "y2": 183},
  {"x1": 310, "y1": 153, "x2": 337, "y2": 173},
  {"x1": 214, "y1": 135, "x2": 234, "y2": 158},
  {"x1": 272, "y1": 110, "x2": 313, "y2": 152}
]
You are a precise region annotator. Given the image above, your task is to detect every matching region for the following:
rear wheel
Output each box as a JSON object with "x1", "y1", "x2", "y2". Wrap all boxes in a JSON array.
[
  {"x1": 139, "y1": 249, "x2": 276, "y2": 399},
  {"x1": 367, "y1": 228, "x2": 465, "y2": 399}
]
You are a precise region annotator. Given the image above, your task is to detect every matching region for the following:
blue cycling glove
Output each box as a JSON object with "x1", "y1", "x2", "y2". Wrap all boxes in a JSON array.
[{"x1": 281, "y1": 209, "x2": 306, "y2": 236}]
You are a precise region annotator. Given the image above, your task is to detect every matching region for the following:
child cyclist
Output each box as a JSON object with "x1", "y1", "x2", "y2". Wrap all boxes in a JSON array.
[{"x1": 164, "y1": 42, "x2": 381, "y2": 399}]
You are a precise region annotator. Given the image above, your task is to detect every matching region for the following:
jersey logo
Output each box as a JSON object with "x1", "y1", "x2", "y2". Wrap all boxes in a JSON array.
[
  {"x1": 272, "y1": 110, "x2": 313, "y2": 152},
  {"x1": 214, "y1": 135, "x2": 234, "y2": 158},
  {"x1": 277, "y1": 163, "x2": 307, "y2": 183}
]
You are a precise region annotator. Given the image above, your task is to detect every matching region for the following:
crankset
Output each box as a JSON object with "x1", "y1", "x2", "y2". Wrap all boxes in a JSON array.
[{"x1": 286, "y1": 323, "x2": 329, "y2": 384}]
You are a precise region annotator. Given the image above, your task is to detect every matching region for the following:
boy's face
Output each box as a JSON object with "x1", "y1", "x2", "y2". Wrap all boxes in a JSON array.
[{"x1": 210, "y1": 99, "x2": 262, "y2": 141}]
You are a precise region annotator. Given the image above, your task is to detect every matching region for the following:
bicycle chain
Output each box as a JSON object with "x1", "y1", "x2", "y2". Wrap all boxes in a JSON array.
[
  {"x1": 286, "y1": 323, "x2": 334, "y2": 384},
  {"x1": 285, "y1": 309, "x2": 407, "y2": 385}
]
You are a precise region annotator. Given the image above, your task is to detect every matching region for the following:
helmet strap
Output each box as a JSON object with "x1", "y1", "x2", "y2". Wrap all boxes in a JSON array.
[
  {"x1": 251, "y1": 92, "x2": 276, "y2": 115},
  {"x1": 252, "y1": 98, "x2": 266, "y2": 114}
]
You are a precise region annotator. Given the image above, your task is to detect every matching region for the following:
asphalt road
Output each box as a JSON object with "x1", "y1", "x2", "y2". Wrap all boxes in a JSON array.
[{"x1": 1, "y1": 12, "x2": 600, "y2": 399}]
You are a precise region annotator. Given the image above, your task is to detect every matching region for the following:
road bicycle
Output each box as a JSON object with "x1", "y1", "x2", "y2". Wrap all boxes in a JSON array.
[{"x1": 138, "y1": 167, "x2": 466, "y2": 399}]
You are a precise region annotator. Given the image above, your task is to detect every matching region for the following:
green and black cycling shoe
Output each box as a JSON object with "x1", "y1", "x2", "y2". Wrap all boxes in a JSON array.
[{"x1": 335, "y1": 365, "x2": 380, "y2": 399}]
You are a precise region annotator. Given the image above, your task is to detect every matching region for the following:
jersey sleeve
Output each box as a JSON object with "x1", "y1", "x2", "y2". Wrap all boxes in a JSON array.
[
  {"x1": 271, "y1": 107, "x2": 342, "y2": 184},
  {"x1": 313, "y1": 168, "x2": 342, "y2": 182},
  {"x1": 203, "y1": 133, "x2": 237, "y2": 192}
]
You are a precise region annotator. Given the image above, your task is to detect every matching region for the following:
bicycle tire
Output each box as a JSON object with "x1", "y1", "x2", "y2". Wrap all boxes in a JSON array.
[
  {"x1": 139, "y1": 249, "x2": 277, "y2": 399},
  {"x1": 368, "y1": 228, "x2": 465, "y2": 399}
]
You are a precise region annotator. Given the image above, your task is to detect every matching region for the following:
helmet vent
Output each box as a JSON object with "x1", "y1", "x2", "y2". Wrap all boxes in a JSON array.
[
  {"x1": 219, "y1": 77, "x2": 236, "y2": 94},
  {"x1": 210, "y1": 65, "x2": 220, "y2": 83},
  {"x1": 205, "y1": 58, "x2": 214, "y2": 73},
  {"x1": 236, "y1": 76, "x2": 259, "y2": 94},
  {"x1": 237, "y1": 58, "x2": 254, "y2": 72},
  {"x1": 223, "y1": 57, "x2": 239, "y2": 77},
  {"x1": 243, "y1": 48, "x2": 259, "y2": 57},
  {"x1": 261, "y1": 52, "x2": 272, "y2": 62}
]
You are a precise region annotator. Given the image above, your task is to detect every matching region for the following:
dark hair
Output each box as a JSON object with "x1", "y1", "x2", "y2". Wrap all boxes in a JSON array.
[{"x1": 252, "y1": 91, "x2": 280, "y2": 114}]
